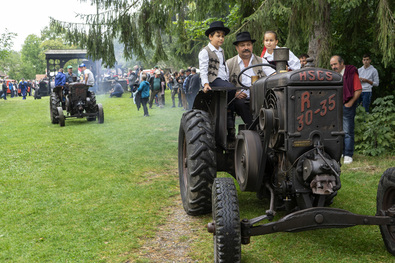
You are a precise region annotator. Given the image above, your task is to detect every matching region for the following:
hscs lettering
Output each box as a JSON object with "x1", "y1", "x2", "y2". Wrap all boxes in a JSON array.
[{"x1": 299, "y1": 70, "x2": 333, "y2": 81}]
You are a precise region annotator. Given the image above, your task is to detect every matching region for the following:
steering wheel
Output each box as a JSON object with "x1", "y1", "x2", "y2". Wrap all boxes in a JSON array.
[{"x1": 237, "y1": 63, "x2": 276, "y2": 89}]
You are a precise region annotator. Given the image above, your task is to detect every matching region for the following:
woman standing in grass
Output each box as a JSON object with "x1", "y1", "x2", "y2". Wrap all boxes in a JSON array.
[{"x1": 138, "y1": 75, "x2": 150, "y2": 117}]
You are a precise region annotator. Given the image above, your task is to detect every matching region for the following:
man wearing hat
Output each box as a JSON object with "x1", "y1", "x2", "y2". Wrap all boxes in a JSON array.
[
  {"x1": 226, "y1": 31, "x2": 276, "y2": 127},
  {"x1": 148, "y1": 69, "x2": 165, "y2": 108},
  {"x1": 79, "y1": 63, "x2": 95, "y2": 86},
  {"x1": 65, "y1": 65, "x2": 77, "y2": 85}
]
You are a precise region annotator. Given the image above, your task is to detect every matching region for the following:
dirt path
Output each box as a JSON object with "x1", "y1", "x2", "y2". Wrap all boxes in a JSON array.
[{"x1": 133, "y1": 199, "x2": 206, "y2": 262}]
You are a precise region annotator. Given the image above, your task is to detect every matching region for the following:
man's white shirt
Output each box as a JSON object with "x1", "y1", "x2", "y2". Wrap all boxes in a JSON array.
[{"x1": 237, "y1": 55, "x2": 275, "y2": 98}]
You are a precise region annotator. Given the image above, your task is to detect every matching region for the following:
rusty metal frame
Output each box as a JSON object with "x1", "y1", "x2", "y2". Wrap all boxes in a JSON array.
[{"x1": 240, "y1": 207, "x2": 395, "y2": 244}]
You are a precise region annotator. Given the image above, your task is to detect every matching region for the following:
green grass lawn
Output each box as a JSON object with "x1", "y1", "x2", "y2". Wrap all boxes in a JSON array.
[{"x1": 0, "y1": 92, "x2": 394, "y2": 262}]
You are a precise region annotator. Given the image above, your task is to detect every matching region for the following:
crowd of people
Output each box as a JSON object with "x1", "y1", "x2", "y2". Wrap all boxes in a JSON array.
[
  {"x1": 125, "y1": 65, "x2": 202, "y2": 117},
  {"x1": 0, "y1": 78, "x2": 42, "y2": 100}
]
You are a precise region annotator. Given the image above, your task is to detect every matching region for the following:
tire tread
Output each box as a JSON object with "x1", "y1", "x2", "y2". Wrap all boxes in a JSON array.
[{"x1": 179, "y1": 110, "x2": 217, "y2": 216}]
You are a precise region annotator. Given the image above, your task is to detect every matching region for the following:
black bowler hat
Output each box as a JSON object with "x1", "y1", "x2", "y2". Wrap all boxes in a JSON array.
[
  {"x1": 233, "y1": 31, "x2": 256, "y2": 45},
  {"x1": 205, "y1": 21, "x2": 230, "y2": 37}
]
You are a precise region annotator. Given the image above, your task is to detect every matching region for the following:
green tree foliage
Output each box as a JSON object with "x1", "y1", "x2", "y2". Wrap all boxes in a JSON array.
[
  {"x1": 17, "y1": 27, "x2": 78, "y2": 80},
  {"x1": 4, "y1": 51, "x2": 22, "y2": 80},
  {"x1": 1, "y1": 27, "x2": 80, "y2": 80},
  {"x1": 49, "y1": 0, "x2": 394, "y2": 70},
  {"x1": 20, "y1": 35, "x2": 46, "y2": 79},
  {"x1": 0, "y1": 29, "x2": 17, "y2": 73}
]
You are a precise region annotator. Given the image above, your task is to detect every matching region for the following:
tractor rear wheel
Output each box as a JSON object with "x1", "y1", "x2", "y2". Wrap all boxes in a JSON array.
[
  {"x1": 57, "y1": 107, "x2": 65, "y2": 127},
  {"x1": 50, "y1": 93, "x2": 60, "y2": 124},
  {"x1": 377, "y1": 167, "x2": 395, "y2": 256},
  {"x1": 212, "y1": 177, "x2": 241, "y2": 263},
  {"x1": 178, "y1": 110, "x2": 216, "y2": 215}
]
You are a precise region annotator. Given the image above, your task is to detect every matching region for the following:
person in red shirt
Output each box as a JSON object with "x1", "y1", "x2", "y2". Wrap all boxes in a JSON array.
[{"x1": 330, "y1": 55, "x2": 362, "y2": 164}]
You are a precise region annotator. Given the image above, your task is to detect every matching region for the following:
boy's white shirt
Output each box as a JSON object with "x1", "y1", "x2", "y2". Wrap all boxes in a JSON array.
[{"x1": 198, "y1": 42, "x2": 229, "y2": 86}]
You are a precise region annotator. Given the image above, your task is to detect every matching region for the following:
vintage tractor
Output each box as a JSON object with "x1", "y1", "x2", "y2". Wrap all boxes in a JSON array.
[
  {"x1": 178, "y1": 48, "x2": 395, "y2": 262},
  {"x1": 50, "y1": 82, "x2": 104, "y2": 127}
]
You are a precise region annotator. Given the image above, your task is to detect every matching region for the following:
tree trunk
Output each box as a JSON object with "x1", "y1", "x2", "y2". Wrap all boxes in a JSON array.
[{"x1": 308, "y1": 0, "x2": 331, "y2": 68}]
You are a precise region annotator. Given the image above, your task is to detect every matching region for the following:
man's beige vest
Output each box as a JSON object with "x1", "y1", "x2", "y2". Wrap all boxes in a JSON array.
[
  {"x1": 204, "y1": 46, "x2": 226, "y2": 83},
  {"x1": 226, "y1": 54, "x2": 266, "y2": 88}
]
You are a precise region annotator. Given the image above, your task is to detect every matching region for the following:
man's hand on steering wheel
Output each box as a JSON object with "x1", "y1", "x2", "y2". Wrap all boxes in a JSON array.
[{"x1": 235, "y1": 90, "x2": 247, "y2": 99}]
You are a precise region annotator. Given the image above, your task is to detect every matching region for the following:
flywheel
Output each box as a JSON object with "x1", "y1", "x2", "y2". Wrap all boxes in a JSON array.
[{"x1": 235, "y1": 130, "x2": 263, "y2": 192}]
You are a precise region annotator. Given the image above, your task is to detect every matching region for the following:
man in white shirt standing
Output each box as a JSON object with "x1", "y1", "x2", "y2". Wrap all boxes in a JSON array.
[
  {"x1": 79, "y1": 63, "x2": 95, "y2": 87},
  {"x1": 226, "y1": 31, "x2": 276, "y2": 127},
  {"x1": 358, "y1": 54, "x2": 379, "y2": 113}
]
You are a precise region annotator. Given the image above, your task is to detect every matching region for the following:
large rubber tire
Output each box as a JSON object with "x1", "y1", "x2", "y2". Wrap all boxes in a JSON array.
[
  {"x1": 212, "y1": 177, "x2": 241, "y2": 263},
  {"x1": 57, "y1": 107, "x2": 65, "y2": 127},
  {"x1": 50, "y1": 93, "x2": 60, "y2": 124},
  {"x1": 377, "y1": 167, "x2": 395, "y2": 256},
  {"x1": 97, "y1": 104, "x2": 104, "y2": 124},
  {"x1": 178, "y1": 110, "x2": 216, "y2": 216}
]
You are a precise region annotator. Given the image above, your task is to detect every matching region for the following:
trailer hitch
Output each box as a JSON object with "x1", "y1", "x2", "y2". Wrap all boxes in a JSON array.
[{"x1": 240, "y1": 207, "x2": 395, "y2": 244}]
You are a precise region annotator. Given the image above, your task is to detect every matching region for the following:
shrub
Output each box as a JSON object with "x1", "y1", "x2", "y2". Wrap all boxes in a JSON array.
[{"x1": 354, "y1": 95, "x2": 395, "y2": 156}]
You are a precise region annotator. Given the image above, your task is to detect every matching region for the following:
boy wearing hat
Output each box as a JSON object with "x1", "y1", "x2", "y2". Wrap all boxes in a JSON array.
[
  {"x1": 198, "y1": 21, "x2": 234, "y2": 93},
  {"x1": 199, "y1": 21, "x2": 238, "y2": 141}
]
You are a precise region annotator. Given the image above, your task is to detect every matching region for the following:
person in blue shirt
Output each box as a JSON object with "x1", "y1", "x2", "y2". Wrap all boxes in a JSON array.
[
  {"x1": 137, "y1": 75, "x2": 151, "y2": 117},
  {"x1": 8, "y1": 81, "x2": 14, "y2": 98},
  {"x1": 55, "y1": 68, "x2": 66, "y2": 87},
  {"x1": 18, "y1": 78, "x2": 28, "y2": 100},
  {"x1": 109, "y1": 81, "x2": 124, "y2": 97}
]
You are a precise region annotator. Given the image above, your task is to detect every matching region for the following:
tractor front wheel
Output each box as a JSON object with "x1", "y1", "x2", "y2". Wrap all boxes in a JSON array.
[
  {"x1": 50, "y1": 93, "x2": 60, "y2": 124},
  {"x1": 57, "y1": 107, "x2": 65, "y2": 127},
  {"x1": 212, "y1": 177, "x2": 241, "y2": 263},
  {"x1": 97, "y1": 104, "x2": 104, "y2": 123}
]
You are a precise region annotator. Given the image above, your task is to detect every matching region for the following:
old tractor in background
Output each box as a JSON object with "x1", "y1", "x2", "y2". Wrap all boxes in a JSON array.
[
  {"x1": 178, "y1": 48, "x2": 395, "y2": 262},
  {"x1": 50, "y1": 82, "x2": 104, "y2": 127}
]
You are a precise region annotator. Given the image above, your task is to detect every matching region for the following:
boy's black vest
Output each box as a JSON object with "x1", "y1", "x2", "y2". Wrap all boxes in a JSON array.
[{"x1": 204, "y1": 46, "x2": 227, "y2": 83}]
